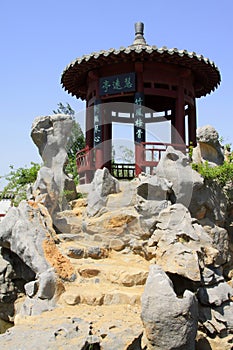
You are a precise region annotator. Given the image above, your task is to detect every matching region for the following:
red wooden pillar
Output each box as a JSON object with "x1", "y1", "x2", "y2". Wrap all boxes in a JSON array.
[
  {"x1": 86, "y1": 71, "x2": 104, "y2": 171},
  {"x1": 188, "y1": 100, "x2": 197, "y2": 147},
  {"x1": 85, "y1": 101, "x2": 94, "y2": 150},
  {"x1": 174, "y1": 81, "x2": 185, "y2": 145},
  {"x1": 85, "y1": 101, "x2": 94, "y2": 183},
  {"x1": 134, "y1": 62, "x2": 145, "y2": 176},
  {"x1": 171, "y1": 108, "x2": 177, "y2": 144}
]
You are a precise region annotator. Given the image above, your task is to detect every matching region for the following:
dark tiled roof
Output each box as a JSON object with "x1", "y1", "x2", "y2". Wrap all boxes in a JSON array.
[{"x1": 61, "y1": 24, "x2": 221, "y2": 100}]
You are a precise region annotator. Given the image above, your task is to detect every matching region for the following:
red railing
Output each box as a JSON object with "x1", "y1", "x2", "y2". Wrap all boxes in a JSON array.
[
  {"x1": 76, "y1": 146, "x2": 94, "y2": 170},
  {"x1": 140, "y1": 142, "x2": 189, "y2": 175},
  {"x1": 76, "y1": 142, "x2": 189, "y2": 180}
]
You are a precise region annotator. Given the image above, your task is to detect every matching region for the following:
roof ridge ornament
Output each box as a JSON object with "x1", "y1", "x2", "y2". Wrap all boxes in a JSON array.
[{"x1": 132, "y1": 22, "x2": 147, "y2": 46}]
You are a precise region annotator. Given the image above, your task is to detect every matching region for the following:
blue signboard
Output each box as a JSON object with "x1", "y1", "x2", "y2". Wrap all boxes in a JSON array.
[{"x1": 99, "y1": 72, "x2": 136, "y2": 96}]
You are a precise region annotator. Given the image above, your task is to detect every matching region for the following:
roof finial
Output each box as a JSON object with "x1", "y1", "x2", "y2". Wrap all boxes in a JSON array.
[{"x1": 133, "y1": 22, "x2": 146, "y2": 45}]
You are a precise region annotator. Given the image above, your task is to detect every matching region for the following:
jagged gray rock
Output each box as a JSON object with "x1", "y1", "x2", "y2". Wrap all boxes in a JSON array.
[
  {"x1": 147, "y1": 204, "x2": 213, "y2": 281},
  {"x1": 156, "y1": 146, "x2": 194, "y2": 208},
  {"x1": 189, "y1": 180, "x2": 228, "y2": 226},
  {"x1": 0, "y1": 201, "x2": 58, "y2": 316},
  {"x1": 189, "y1": 181, "x2": 228, "y2": 226},
  {"x1": 201, "y1": 266, "x2": 224, "y2": 286},
  {"x1": 135, "y1": 174, "x2": 173, "y2": 218},
  {"x1": 0, "y1": 247, "x2": 35, "y2": 322},
  {"x1": 87, "y1": 168, "x2": 120, "y2": 217},
  {"x1": 198, "y1": 305, "x2": 228, "y2": 336},
  {"x1": 141, "y1": 264, "x2": 198, "y2": 350},
  {"x1": 197, "y1": 282, "x2": 233, "y2": 306},
  {"x1": 200, "y1": 218, "x2": 230, "y2": 265},
  {"x1": 192, "y1": 125, "x2": 224, "y2": 166},
  {"x1": 0, "y1": 201, "x2": 50, "y2": 274},
  {"x1": 31, "y1": 114, "x2": 77, "y2": 221},
  {"x1": 216, "y1": 302, "x2": 233, "y2": 333}
]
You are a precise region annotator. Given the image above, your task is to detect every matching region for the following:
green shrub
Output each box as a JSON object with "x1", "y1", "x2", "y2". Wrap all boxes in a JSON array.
[
  {"x1": 0, "y1": 162, "x2": 41, "y2": 206},
  {"x1": 192, "y1": 161, "x2": 233, "y2": 200},
  {"x1": 192, "y1": 161, "x2": 233, "y2": 186}
]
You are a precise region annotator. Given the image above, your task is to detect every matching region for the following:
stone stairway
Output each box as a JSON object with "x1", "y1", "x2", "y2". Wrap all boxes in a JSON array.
[{"x1": 58, "y1": 240, "x2": 150, "y2": 307}]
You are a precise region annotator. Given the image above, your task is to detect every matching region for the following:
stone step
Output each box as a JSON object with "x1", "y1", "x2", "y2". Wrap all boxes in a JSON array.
[
  {"x1": 60, "y1": 283, "x2": 144, "y2": 306},
  {"x1": 65, "y1": 249, "x2": 149, "y2": 287},
  {"x1": 72, "y1": 263, "x2": 149, "y2": 287},
  {"x1": 58, "y1": 245, "x2": 149, "y2": 306}
]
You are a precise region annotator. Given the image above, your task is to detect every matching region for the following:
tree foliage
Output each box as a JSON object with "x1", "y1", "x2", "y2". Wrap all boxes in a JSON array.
[
  {"x1": 0, "y1": 162, "x2": 40, "y2": 206},
  {"x1": 192, "y1": 159, "x2": 233, "y2": 202},
  {"x1": 52, "y1": 102, "x2": 75, "y2": 116},
  {"x1": 192, "y1": 161, "x2": 233, "y2": 187}
]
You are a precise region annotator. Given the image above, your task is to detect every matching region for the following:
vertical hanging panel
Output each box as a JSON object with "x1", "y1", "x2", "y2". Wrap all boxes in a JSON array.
[
  {"x1": 134, "y1": 92, "x2": 145, "y2": 143},
  {"x1": 94, "y1": 99, "x2": 102, "y2": 148}
]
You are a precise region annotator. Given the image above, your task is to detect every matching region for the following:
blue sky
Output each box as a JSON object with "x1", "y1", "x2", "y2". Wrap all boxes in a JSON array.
[{"x1": 0, "y1": 0, "x2": 232, "y2": 188}]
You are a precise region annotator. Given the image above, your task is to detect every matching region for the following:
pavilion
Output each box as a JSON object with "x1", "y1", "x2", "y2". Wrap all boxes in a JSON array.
[{"x1": 61, "y1": 23, "x2": 221, "y2": 183}]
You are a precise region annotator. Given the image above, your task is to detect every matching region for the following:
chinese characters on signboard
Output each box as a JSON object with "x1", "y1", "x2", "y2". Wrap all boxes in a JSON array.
[
  {"x1": 99, "y1": 73, "x2": 135, "y2": 96},
  {"x1": 94, "y1": 100, "x2": 102, "y2": 147},
  {"x1": 134, "y1": 92, "x2": 145, "y2": 143}
]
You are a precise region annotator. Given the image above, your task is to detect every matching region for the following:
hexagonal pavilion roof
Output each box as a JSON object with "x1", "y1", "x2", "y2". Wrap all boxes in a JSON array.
[{"x1": 61, "y1": 23, "x2": 221, "y2": 100}]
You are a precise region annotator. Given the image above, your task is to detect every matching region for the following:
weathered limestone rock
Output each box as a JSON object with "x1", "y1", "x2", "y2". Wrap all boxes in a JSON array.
[
  {"x1": 0, "y1": 305, "x2": 143, "y2": 349},
  {"x1": 0, "y1": 201, "x2": 52, "y2": 274},
  {"x1": 0, "y1": 201, "x2": 61, "y2": 316},
  {"x1": 87, "y1": 168, "x2": 120, "y2": 217},
  {"x1": 156, "y1": 146, "x2": 194, "y2": 208},
  {"x1": 141, "y1": 264, "x2": 198, "y2": 350},
  {"x1": 0, "y1": 247, "x2": 35, "y2": 322},
  {"x1": 200, "y1": 218, "x2": 230, "y2": 265},
  {"x1": 135, "y1": 174, "x2": 173, "y2": 218},
  {"x1": 137, "y1": 174, "x2": 173, "y2": 201},
  {"x1": 201, "y1": 266, "x2": 224, "y2": 286},
  {"x1": 192, "y1": 125, "x2": 224, "y2": 166},
  {"x1": 197, "y1": 282, "x2": 233, "y2": 306},
  {"x1": 24, "y1": 281, "x2": 38, "y2": 298},
  {"x1": 153, "y1": 144, "x2": 228, "y2": 225},
  {"x1": 198, "y1": 305, "x2": 228, "y2": 337},
  {"x1": 0, "y1": 114, "x2": 232, "y2": 349},
  {"x1": 189, "y1": 180, "x2": 228, "y2": 226},
  {"x1": 148, "y1": 204, "x2": 211, "y2": 281},
  {"x1": 198, "y1": 302, "x2": 233, "y2": 342},
  {"x1": 216, "y1": 302, "x2": 233, "y2": 333},
  {"x1": 31, "y1": 114, "x2": 77, "y2": 221},
  {"x1": 106, "y1": 179, "x2": 138, "y2": 210}
]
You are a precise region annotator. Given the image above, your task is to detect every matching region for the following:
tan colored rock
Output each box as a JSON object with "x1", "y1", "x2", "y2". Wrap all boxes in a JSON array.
[
  {"x1": 61, "y1": 286, "x2": 104, "y2": 306},
  {"x1": 2, "y1": 304, "x2": 143, "y2": 349},
  {"x1": 196, "y1": 331, "x2": 233, "y2": 350},
  {"x1": 103, "y1": 290, "x2": 141, "y2": 305},
  {"x1": 109, "y1": 270, "x2": 148, "y2": 287},
  {"x1": 43, "y1": 237, "x2": 75, "y2": 281},
  {"x1": 78, "y1": 267, "x2": 100, "y2": 278},
  {"x1": 104, "y1": 214, "x2": 136, "y2": 228},
  {"x1": 71, "y1": 198, "x2": 87, "y2": 217},
  {"x1": 202, "y1": 246, "x2": 220, "y2": 266},
  {"x1": 155, "y1": 243, "x2": 201, "y2": 282},
  {"x1": 109, "y1": 238, "x2": 126, "y2": 251},
  {"x1": 61, "y1": 291, "x2": 80, "y2": 305}
]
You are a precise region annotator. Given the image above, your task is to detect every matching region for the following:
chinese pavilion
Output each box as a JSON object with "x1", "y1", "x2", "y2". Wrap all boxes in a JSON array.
[{"x1": 61, "y1": 23, "x2": 221, "y2": 183}]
